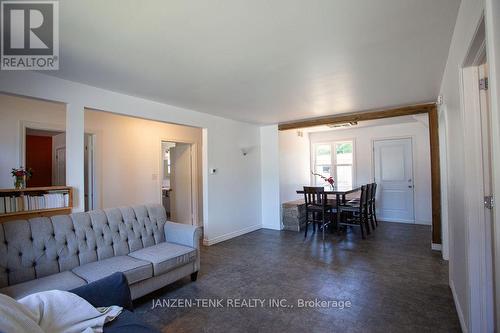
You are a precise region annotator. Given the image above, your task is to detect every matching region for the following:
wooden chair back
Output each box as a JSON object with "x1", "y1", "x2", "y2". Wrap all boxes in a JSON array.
[
  {"x1": 366, "y1": 183, "x2": 374, "y2": 207},
  {"x1": 303, "y1": 186, "x2": 327, "y2": 207},
  {"x1": 359, "y1": 185, "x2": 368, "y2": 214}
]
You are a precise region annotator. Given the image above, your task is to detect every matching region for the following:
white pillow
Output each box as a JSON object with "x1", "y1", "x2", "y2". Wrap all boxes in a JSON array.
[{"x1": 0, "y1": 293, "x2": 44, "y2": 333}]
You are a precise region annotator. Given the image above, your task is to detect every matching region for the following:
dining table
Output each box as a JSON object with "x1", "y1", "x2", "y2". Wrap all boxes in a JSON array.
[{"x1": 296, "y1": 185, "x2": 362, "y2": 226}]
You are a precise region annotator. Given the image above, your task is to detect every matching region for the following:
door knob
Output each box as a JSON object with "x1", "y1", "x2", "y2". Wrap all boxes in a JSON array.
[{"x1": 408, "y1": 185, "x2": 413, "y2": 188}]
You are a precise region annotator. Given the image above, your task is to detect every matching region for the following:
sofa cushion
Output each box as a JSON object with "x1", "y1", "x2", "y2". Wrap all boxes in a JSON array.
[
  {"x1": 128, "y1": 242, "x2": 196, "y2": 276},
  {"x1": 0, "y1": 271, "x2": 87, "y2": 300},
  {"x1": 72, "y1": 256, "x2": 152, "y2": 284}
]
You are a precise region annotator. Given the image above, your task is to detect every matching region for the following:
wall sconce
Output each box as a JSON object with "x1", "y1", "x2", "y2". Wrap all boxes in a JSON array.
[{"x1": 240, "y1": 145, "x2": 255, "y2": 156}]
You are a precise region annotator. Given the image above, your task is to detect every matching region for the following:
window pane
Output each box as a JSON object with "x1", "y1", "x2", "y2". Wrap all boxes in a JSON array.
[
  {"x1": 336, "y1": 165, "x2": 352, "y2": 188},
  {"x1": 336, "y1": 142, "x2": 353, "y2": 165},
  {"x1": 315, "y1": 165, "x2": 331, "y2": 184},
  {"x1": 315, "y1": 144, "x2": 331, "y2": 165}
]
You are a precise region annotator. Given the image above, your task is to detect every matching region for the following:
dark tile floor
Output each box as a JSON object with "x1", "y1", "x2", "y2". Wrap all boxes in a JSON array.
[{"x1": 134, "y1": 222, "x2": 461, "y2": 332}]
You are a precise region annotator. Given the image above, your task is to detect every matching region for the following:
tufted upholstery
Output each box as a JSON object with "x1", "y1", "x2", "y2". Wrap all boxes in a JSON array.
[{"x1": 0, "y1": 204, "x2": 167, "y2": 289}]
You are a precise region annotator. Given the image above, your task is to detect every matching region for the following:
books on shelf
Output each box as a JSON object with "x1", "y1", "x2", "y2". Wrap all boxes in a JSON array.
[{"x1": 0, "y1": 191, "x2": 70, "y2": 214}]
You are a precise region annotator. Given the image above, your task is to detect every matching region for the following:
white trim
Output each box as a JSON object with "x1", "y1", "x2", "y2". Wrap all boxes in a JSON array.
[
  {"x1": 311, "y1": 138, "x2": 356, "y2": 187},
  {"x1": 19, "y1": 120, "x2": 65, "y2": 168},
  {"x1": 462, "y1": 64, "x2": 494, "y2": 332},
  {"x1": 484, "y1": 0, "x2": 500, "y2": 329},
  {"x1": 438, "y1": 105, "x2": 450, "y2": 261},
  {"x1": 450, "y1": 278, "x2": 469, "y2": 333},
  {"x1": 431, "y1": 243, "x2": 442, "y2": 251},
  {"x1": 377, "y1": 217, "x2": 415, "y2": 224},
  {"x1": 81, "y1": 128, "x2": 104, "y2": 210},
  {"x1": 203, "y1": 224, "x2": 262, "y2": 246},
  {"x1": 159, "y1": 138, "x2": 200, "y2": 227}
]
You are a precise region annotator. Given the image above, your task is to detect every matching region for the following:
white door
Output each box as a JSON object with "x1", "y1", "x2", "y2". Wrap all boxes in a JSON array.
[
  {"x1": 373, "y1": 138, "x2": 415, "y2": 223},
  {"x1": 55, "y1": 147, "x2": 66, "y2": 186},
  {"x1": 84, "y1": 134, "x2": 94, "y2": 211},
  {"x1": 478, "y1": 63, "x2": 494, "y2": 329},
  {"x1": 170, "y1": 143, "x2": 193, "y2": 225}
]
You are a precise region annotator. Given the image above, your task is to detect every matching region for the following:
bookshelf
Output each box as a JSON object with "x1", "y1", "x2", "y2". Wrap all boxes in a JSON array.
[{"x1": 0, "y1": 186, "x2": 73, "y2": 223}]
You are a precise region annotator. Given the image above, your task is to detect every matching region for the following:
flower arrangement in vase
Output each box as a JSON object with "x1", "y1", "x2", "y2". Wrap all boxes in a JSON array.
[
  {"x1": 11, "y1": 167, "x2": 32, "y2": 189},
  {"x1": 312, "y1": 172, "x2": 334, "y2": 190}
]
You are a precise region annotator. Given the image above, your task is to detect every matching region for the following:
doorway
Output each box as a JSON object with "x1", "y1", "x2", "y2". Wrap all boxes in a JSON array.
[
  {"x1": 373, "y1": 138, "x2": 415, "y2": 223},
  {"x1": 24, "y1": 128, "x2": 66, "y2": 187},
  {"x1": 460, "y1": 15, "x2": 495, "y2": 331},
  {"x1": 84, "y1": 133, "x2": 95, "y2": 211},
  {"x1": 161, "y1": 141, "x2": 196, "y2": 225}
]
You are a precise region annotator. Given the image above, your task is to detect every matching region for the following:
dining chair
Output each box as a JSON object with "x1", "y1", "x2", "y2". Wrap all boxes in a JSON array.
[
  {"x1": 303, "y1": 186, "x2": 334, "y2": 242},
  {"x1": 371, "y1": 183, "x2": 378, "y2": 227},
  {"x1": 366, "y1": 183, "x2": 376, "y2": 230},
  {"x1": 338, "y1": 185, "x2": 369, "y2": 239},
  {"x1": 348, "y1": 183, "x2": 378, "y2": 230}
]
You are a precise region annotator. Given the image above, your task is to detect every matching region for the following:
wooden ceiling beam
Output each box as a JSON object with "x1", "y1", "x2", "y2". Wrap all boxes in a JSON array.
[{"x1": 278, "y1": 103, "x2": 437, "y2": 131}]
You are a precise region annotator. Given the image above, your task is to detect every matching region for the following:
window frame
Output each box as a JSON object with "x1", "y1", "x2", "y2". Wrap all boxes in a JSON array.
[{"x1": 312, "y1": 139, "x2": 356, "y2": 188}]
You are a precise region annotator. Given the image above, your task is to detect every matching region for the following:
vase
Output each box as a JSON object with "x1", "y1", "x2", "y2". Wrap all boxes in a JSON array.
[{"x1": 14, "y1": 176, "x2": 26, "y2": 189}]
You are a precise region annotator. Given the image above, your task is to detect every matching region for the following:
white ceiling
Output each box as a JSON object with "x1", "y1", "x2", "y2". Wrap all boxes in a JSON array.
[{"x1": 49, "y1": 0, "x2": 460, "y2": 124}]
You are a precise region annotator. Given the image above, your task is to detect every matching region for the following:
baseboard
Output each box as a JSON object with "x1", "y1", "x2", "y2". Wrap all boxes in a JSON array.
[
  {"x1": 415, "y1": 220, "x2": 432, "y2": 226},
  {"x1": 203, "y1": 224, "x2": 262, "y2": 246},
  {"x1": 450, "y1": 279, "x2": 468, "y2": 333},
  {"x1": 378, "y1": 217, "x2": 431, "y2": 225},
  {"x1": 378, "y1": 217, "x2": 415, "y2": 224},
  {"x1": 431, "y1": 243, "x2": 442, "y2": 251}
]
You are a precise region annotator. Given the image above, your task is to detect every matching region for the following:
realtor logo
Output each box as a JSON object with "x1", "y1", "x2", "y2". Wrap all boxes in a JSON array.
[{"x1": 1, "y1": 1, "x2": 59, "y2": 70}]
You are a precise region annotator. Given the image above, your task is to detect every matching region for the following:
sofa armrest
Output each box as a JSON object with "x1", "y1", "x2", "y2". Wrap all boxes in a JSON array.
[
  {"x1": 164, "y1": 222, "x2": 202, "y2": 249},
  {"x1": 69, "y1": 272, "x2": 133, "y2": 311}
]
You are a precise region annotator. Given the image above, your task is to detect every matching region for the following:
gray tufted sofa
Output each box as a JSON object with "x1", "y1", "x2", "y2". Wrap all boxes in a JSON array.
[{"x1": 0, "y1": 204, "x2": 202, "y2": 300}]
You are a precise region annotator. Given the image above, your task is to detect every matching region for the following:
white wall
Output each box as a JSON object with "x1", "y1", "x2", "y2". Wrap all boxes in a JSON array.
[
  {"x1": 260, "y1": 125, "x2": 281, "y2": 230},
  {"x1": 84, "y1": 110, "x2": 202, "y2": 219},
  {"x1": 308, "y1": 118, "x2": 432, "y2": 225},
  {"x1": 0, "y1": 72, "x2": 262, "y2": 246},
  {"x1": 279, "y1": 129, "x2": 311, "y2": 203},
  {"x1": 438, "y1": 0, "x2": 490, "y2": 331}
]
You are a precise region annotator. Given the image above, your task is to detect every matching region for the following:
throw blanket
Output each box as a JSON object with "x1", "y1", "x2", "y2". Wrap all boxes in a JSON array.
[{"x1": 0, "y1": 290, "x2": 122, "y2": 333}]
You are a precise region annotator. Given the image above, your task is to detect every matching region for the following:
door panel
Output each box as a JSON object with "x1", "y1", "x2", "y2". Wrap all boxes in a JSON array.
[
  {"x1": 374, "y1": 138, "x2": 414, "y2": 223},
  {"x1": 478, "y1": 63, "x2": 494, "y2": 329},
  {"x1": 55, "y1": 147, "x2": 66, "y2": 186},
  {"x1": 84, "y1": 134, "x2": 94, "y2": 211},
  {"x1": 170, "y1": 143, "x2": 193, "y2": 225}
]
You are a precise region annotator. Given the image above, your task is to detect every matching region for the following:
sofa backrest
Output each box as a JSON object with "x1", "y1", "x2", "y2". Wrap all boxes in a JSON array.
[{"x1": 0, "y1": 204, "x2": 167, "y2": 288}]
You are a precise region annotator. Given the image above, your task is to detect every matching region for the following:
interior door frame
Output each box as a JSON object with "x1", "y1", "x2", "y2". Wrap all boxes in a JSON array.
[
  {"x1": 84, "y1": 133, "x2": 96, "y2": 211},
  {"x1": 159, "y1": 138, "x2": 199, "y2": 226},
  {"x1": 372, "y1": 136, "x2": 416, "y2": 224},
  {"x1": 19, "y1": 120, "x2": 65, "y2": 168},
  {"x1": 460, "y1": 14, "x2": 494, "y2": 331}
]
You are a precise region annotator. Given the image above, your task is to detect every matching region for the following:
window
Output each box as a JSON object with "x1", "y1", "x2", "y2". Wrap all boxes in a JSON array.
[{"x1": 313, "y1": 140, "x2": 354, "y2": 188}]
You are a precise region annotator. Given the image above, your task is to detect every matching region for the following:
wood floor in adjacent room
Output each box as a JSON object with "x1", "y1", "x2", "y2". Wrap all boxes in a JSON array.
[{"x1": 134, "y1": 222, "x2": 461, "y2": 332}]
